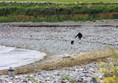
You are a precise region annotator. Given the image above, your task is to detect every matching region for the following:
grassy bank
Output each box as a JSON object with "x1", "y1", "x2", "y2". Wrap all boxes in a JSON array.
[
  {"x1": 0, "y1": 2, "x2": 118, "y2": 22},
  {"x1": 0, "y1": 0, "x2": 118, "y2": 3}
]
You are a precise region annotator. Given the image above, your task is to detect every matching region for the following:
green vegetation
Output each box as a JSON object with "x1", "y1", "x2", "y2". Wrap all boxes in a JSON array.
[
  {"x1": 0, "y1": 2, "x2": 118, "y2": 22},
  {"x1": 98, "y1": 47, "x2": 118, "y2": 83},
  {"x1": 61, "y1": 74, "x2": 76, "y2": 83},
  {"x1": 99, "y1": 62, "x2": 118, "y2": 83},
  {"x1": 0, "y1": 0, "x2": 117, "y2": 3}
]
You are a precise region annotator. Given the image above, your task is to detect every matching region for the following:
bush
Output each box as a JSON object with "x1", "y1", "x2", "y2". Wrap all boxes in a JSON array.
[
  {"x1": 0, "y1": 2, "x2": 118, "y2": 22},
  {"x1": 98, "y1": 47, "x2": 118, "y2": 83}
]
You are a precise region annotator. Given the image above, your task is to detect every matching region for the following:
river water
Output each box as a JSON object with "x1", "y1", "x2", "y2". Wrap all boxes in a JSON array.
[{"x1": 0, "y1": 46, "x2": 46, "y2": 70}]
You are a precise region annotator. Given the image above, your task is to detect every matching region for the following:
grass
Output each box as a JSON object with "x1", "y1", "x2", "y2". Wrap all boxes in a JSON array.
[
  {"x1": 0, "y1": 2, "x2": 118, "y2": 22},
  {"x1": 0, "y1": 0, "x2": 117, "y2": 3},
  {"x1": 0, "y1": 48, "x2": 113, "y2": 75},
  {"x1": 61, "y1": 74, "x2": 76, "y2": 83},
  {"x1": 39, "y1": 48, "x2": 111, "y2": 70}
]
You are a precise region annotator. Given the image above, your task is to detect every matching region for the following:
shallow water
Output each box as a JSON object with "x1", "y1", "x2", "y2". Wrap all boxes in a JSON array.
[{"x1": 0, "y1": 46, "x2": 46, "y2": 70}]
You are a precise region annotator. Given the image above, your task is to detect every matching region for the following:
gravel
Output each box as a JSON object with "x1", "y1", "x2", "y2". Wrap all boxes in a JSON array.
[
  {"x1": 0, "y1": 21, "x2": 118, "y2": 82},
  {"x1": 0, "y1": 63, "x2": 102, "y2": 83},
  {"x1": 0, "y1": 22, "x2": 118, "y2": 56}
]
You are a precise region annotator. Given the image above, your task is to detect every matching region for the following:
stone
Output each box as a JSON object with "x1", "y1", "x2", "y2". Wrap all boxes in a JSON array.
[
  {"x1": 61, "y1": 80, "x2": 67, "y2": 83},
  {"x1": 99, "y1": 74, "x2": 104, "y2": 79},
  {"x1": 0, "y1": 79, "x2": 3, "y2": 83},
  {"x1": 90, "y1": 77, "x2": 98, "y2": 83},
  {"x1": 77, "y1": 77, "x2": 83, "y2": 82}
]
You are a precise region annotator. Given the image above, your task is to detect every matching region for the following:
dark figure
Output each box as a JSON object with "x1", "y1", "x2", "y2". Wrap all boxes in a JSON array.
[
  {"x1": 75, "y1": 32, "x2": 83, "y2": 40},
  {"x1": 8, "y1": 67, "x2": 15, "y2": 78},
  {"x1": 71, "y1": 40, "x2": 74, "y2": 45}
]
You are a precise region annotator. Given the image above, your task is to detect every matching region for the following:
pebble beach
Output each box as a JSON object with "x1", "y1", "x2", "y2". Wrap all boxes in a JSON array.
[
  {"x1": 0, "y1": 63, "x2": 101, "y2": 83},
  {"x1": 0, "y1": 20, "x2": 118, "y2": 83}
]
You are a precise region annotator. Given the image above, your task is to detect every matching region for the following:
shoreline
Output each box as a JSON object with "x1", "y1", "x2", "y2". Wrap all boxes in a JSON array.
[
  {"x1": 0, "y1": 19, "x2": 118, "y2": 27},
  {"x1": 0, "y1": 19, "x2": 118, "y2": 74}
]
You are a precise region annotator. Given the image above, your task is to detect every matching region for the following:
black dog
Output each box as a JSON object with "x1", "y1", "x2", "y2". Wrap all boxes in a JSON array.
[{"x1": 75, "y1": 32, "x2": 83, "y2": 40}]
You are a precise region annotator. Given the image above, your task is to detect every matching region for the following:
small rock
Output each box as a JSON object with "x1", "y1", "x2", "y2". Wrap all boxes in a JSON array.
[
  {"x1": 77, "y1": 77, "x2": 83, "y2": 82},
  {"x1": 90, "y1": 77, "x2": 98, "y2": 83},
  {"x1": 99, "y1": 74, "x2": 104, "y2": 79}
]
